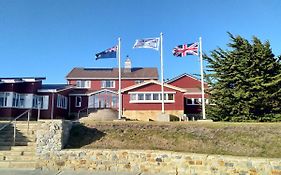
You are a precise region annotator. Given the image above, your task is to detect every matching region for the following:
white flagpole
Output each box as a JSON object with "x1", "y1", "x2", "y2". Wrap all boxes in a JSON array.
[
  {"x1": 199, "y1": 37, "x2": 206, "y2": 120},
  {"x1": 160, "y1": 32, "x2": 164, "y2": 114},
  {"x1": 118, "y1": 37, "x2": 122, "y2": 120}
]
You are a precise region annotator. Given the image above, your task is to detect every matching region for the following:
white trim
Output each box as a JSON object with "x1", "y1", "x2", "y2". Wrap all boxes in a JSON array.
[
  {"x1": 75, "y1": 96, "x2": 82, "y2": 107},
  {"x1": 37, "y1": 86, "x2": 73, "y2": 93},
  {"x1": 184, "y1": 92, "x2": 203, "y2": 95},
  {"x1": 121, "y1": 80, "x2": 187, "y2": 93},
  {"x1": 101, "y1": 80, "x2": 115, "y2": 88},
  {"x1": 166, "y1": 73, "x2": 208, "y2": 85},
  {"x1": 76, "y1": 80, "x2": 91, "y2": 88},
  {"x1": 129, "y1": 92, "x2": 175, "y2": 103},
  {"x1": 38, "y1": 89, "x2": 57, "y2": 93},
  {"x1": 69, "y1": 89, "x2": 118, "y2": 97},
  {"x1": 128, "y1": 91, "x2": 176, "y2": 94}
]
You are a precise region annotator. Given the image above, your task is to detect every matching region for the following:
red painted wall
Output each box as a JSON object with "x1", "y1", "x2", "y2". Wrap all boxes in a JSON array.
[
  {"x1": 122, "y1": 83, "x2": 184, "y2": 111},
  {"x1": 168, "y1": 76, "x2": 207, "y2": 89},
  {"x1": 68, "y1": 79, "x2": 150, "y2": 91},
  {"x1": 69, "y1": 96, "x2": 89, "y2": 113}
]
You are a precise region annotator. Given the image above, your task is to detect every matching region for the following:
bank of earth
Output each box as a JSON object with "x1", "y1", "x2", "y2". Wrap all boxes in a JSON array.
[{"x1": 66, "y1": 121, "x2": 281, "y2": 158}]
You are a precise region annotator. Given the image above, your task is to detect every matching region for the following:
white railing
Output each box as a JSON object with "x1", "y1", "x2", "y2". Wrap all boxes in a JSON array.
[{"x1": 0, "y1": 110, "x2": 31, "y2": 146}]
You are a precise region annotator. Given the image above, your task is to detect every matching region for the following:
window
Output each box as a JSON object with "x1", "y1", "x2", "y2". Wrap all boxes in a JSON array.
[
  {"x1": 12, "y1": 93, "x2": 25, "y2": 108},
  {"x1": 130, "y1": 94, "x2": 137, "y2": 101},
  {"x1": 138, "y1": 94, "x2": 144, "y2": 100},
  {"x1": 57, "y1": 94, "x2": 67, "y2": 109},
  {"x1": 76, "y1": 80, "x2": 91, "y2": 88},
  {"x1": 135, "y1": 80, "x2": 144, "y2": 84},
  {"x1": 0, "y1": 92, "x2": 8, "y2": 107},
  {"x1": 186, "y1": 98, "x2": 193, "y2": 104},
  {"x1": 145, "y1": 94, "x2": 152, "y2": 100},
  {"x1": 194, "y1": 98, "x2": 200, "y2": 104},
  {"x1": 75, "y1": 96, "x2": 82, "y2": 107},
  {"x1": 167, "y1": 94, "x2": 174, "y2": 101},
  {"x1": 186, "y1": 98, "x2": 208, "y2": 105},
  {"x1": 101, "y1": 80, "x2": 115, "y2": 88},
  {"x1": 129, "y1": 92, "x2": 175, "y2": 103},
  {"x1": 33, "y1": 95, "x2": 44, "y2": 109},
  {"x1": 153, "y1": 93, "x2": 159, "y2": 100}
]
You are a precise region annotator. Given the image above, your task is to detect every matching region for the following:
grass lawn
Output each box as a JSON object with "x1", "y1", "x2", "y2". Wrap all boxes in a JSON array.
[{"x1": 66, "y1": 121, "x2": 281, "y2": 158}]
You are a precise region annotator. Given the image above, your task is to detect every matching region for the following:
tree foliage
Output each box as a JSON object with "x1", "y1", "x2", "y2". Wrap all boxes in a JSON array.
[{"x1": 204, "y1": 33, "x2": 281, "y2": 121}]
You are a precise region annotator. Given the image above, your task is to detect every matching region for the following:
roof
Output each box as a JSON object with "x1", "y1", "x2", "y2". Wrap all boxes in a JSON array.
[
  {"x1": 38, "y1": 84, "x2": 74, "y2": 93},
  {"x1": 121, "y1": 80, "x2": 187, "y2": 93},
  {"x1": 66, "y1": 67, "x2": 158, "y2": 80},
  {"x1": 166, "y1": 73, "x2": 201, "y2": 84},
  {"x1": 0, "y1": 77, "x2": 46, "y2": 83}
]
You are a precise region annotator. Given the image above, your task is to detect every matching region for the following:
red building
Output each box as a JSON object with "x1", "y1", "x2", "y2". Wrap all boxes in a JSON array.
[
  {"x1": 0, "y1": 77, "x2": 74, "y2": 120},
  {"x1": 66, "y1": 59, "x2": 207, "y2": 121},
  {"x1": 0, "y1": 59, "x2": 208, "y2": 121}
]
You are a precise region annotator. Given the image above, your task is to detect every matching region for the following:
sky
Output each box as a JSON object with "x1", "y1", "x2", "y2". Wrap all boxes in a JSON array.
[{"x1": 0, "y1": 0, "x2": 280, "y2": 84}]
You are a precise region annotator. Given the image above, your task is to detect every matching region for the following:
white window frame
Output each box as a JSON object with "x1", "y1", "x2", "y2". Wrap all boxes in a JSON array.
[
  {"x1": 0, "y1": 92, "x2": 9, "y2": 107},
  {"x1": 101, "y1": 80, "x2": 115, "y2": 88},
  {"x1": 76, "y1": 80, "x2": 91, "y2": 88},
  {"x1": 57, "y1": 94, "x2": 67, "y2": 109},
  {"x1": 186, "y1": 98, "x2": 209, "y2": 105},
  {"x1": 75, "y1": 96, "x2": 82, "y2": 107},
  {"x1": 129, "y1": 91, "x2": 175, "y2": 103}
]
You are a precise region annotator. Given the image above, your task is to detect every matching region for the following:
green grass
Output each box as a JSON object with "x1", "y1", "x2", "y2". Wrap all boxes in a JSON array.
[{"x1": 66, "y1": 121, "x2": 281, "y2": 158}]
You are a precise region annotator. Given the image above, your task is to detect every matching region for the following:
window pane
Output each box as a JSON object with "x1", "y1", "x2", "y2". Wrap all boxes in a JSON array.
[
  {"x1": 145, "y1": 94, "x2": 151, "y2": 100},
  {"x1": 138, "y1": 94, "x2": 144, "y2": 100},
  {"x1": 168, "y1": 94, "x2": 174, "y2": 100},
  {"x1": 186, "y1": 98, "x2": 192, "y2": 104},
  {"x1": 153, "y1": 93, "x2": 159, "y2": 100},
  {"x1": 130, "y1": 94, "x2": 136, "y2": 101},
  {"x1": 194, "y1": 99, "x2": 200, "y2": 104}
]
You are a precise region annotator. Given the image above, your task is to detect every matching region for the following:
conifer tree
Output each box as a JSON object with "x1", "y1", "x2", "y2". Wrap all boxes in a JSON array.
[{"x1": 204, "y1": 33, "x2": 281, "y2": 121}]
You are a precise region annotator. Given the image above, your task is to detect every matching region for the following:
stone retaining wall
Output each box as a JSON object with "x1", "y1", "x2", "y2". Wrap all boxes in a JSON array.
[
  {"x1": 36, "y1": 120, "x2": 72, "y2": 154},
  {"x1": 38, "y1": 149, "x2": 281, "y2": 175},
  {"x1": 36, "y1": 120, "x2": 281, "y2": 174}
]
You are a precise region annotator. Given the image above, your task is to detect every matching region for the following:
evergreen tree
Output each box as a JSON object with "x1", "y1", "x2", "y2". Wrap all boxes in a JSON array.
[{"x1": 204, "y1": 33, "x2": 281, "y2": 121}]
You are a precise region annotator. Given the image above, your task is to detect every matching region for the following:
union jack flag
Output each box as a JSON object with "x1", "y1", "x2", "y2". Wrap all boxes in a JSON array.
[{"x1": 172, "y1": 42, "x2": 199, "y2": 57}]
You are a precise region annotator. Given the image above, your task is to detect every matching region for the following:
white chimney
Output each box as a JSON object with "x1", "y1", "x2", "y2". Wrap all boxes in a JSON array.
[{"x1": 124, "y1": 56, "x2": 132, "y2": 72}]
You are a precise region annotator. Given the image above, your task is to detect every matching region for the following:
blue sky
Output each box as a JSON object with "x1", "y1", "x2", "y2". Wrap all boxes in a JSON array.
[{"x1": 0, "y1": 0, "x2": 280, "y2": 83}]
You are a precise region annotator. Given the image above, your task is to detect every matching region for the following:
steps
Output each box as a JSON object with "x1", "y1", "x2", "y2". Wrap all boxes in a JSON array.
[{"x1": 0, "y1": 121, "x2": 38, "y2": 169}]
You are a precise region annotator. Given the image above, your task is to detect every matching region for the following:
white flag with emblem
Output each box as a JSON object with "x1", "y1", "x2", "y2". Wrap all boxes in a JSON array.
[{"x1": 133, "y1": 38, "x2": 160, "y2": 50}]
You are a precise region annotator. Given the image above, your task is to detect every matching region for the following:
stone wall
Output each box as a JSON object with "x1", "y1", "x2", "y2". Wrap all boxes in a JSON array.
[
  {"x1": 36, "y1": 120, "x2": 72, "y2": 154},
  {"x1": 35, "y1": 120, "x2": 281, "y2": 174},
  {"x1": 37, "y1": 149, "x2": 281, "y2": 175},
  {"x1": 123, "y1": 110, "x2": 183, "y2": 121}
]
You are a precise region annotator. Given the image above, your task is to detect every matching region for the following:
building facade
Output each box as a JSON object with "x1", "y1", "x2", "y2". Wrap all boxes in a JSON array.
[
  {"x1": 0, "y1": 77, "x2": 73, "y2": 120},
  {"x1": 0, "y1": 59, "x2": 208, "y2": 121}
]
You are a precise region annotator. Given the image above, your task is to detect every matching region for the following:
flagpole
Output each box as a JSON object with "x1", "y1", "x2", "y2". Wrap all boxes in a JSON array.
[
  {"x1": 160, "y1": 32, "x2": 164, "y2": 114},
  {"x1": 118, "y1": 37, "x2": 122, "y2": 120},
  {"x1": 199, "y1": 37, "x2": 206, "y2": 120}
]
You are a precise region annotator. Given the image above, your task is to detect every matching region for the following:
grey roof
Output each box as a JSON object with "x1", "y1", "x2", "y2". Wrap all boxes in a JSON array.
[
  {"x1": 40, "y1": 84, "x2": 71, "y2": 90},
  {"x1": 66, "y1": 67, "x2": 158, "y2": 79}
]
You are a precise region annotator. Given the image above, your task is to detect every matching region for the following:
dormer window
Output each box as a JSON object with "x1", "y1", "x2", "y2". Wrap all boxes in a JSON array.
[
  {"x1": 135, "y1": 80, "x2": 144, "y2": 84},
  {"x1": 76, "y1": 80, "x2": 91, "y2": 88}
]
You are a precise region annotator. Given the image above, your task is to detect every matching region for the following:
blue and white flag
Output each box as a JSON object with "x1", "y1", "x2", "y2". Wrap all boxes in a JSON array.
[
  {"x1": 95, "y1": 45, "x2": 117, "y2": 60},
  {"x1": 133, "y1": 38, "x2": 160, "y2": 50}
]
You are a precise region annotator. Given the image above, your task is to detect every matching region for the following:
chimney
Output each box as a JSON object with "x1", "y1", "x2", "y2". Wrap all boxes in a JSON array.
[{"x1": 124, "y1": 55, "x2": 132, "y2": 73}]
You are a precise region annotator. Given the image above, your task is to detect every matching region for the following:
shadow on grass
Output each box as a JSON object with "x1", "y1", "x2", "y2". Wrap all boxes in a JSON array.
[{"x1": 65, "y1": 124, "x2": 106, "y2": 149}]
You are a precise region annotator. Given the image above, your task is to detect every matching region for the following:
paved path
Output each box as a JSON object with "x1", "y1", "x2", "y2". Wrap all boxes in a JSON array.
[{"x1": 0, "y1": 169, "x2": 164, "y2": 175}]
